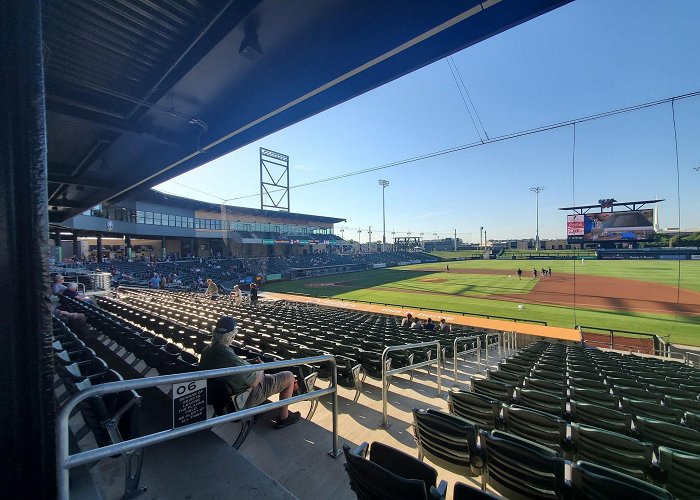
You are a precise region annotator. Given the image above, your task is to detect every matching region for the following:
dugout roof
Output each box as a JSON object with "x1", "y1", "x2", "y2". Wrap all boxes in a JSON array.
[{"x1": 43, "y1": 0, "x2": 571, "y2": 223}]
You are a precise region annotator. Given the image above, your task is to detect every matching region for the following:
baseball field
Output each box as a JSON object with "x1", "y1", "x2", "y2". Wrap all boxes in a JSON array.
[{"x1": 262, "y1": 259, "x2": 700, "y2": 346}]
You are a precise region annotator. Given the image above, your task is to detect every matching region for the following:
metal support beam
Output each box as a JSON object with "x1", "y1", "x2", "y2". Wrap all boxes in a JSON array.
[{"x1": 0, "y1": 0, "x2": 56, "y2": 496}]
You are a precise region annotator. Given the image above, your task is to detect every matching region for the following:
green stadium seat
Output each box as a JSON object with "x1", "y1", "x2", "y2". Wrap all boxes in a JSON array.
[
  {"x1": 571, "y1": 423, "x2": 653, "y2": 479},
  {"x1": 515, "y1": 388, "x2": 567, "y2": 417},
  {"x1": 622, "y1": 398, "x2": 684, "y2": 424},
  {"x1": 686, "y1": 411, "x2": 700, "y2": 432},
  {"x1": 449, "y1": 389, "x2": 502, "y2": 431},
  {"x1": 569, "y1": 387, "x2": 619, "y2": 409},
  {"x1": 615, "y1": 386, "x2": 662, "y2": 404},
  {"x1": 656, "y1": 446, "x2": 700, "y2": 500},
  {"x1": 523, "y1": 378, "x2": 567, "y2": 397},
  {"x1": 471, "y1": 378, "x2": 513, "y2": 404},
  {"x1": 412, "y1": 408, "x2": 482, "y2": 477},
  {"x1": 483, "y1": 430, "x2": 566, "y2": 500},
  {"x1": 571, "y1": 461, "x2": 672, "y2": 500},
  {"x1": 503, "y1": 405, "x2": 568, "y2": 454},
  {"x1": 665, "y1": 396, "x2": 700, "y2": 413},
  {"x1": 453, "y1": 482, "x2": 502, "y2": 500},
  {"x1": 343, "y1": 441, "x2": 447, "y2": 500},
  {"x1": 634, "y1": 416, "x2": 700, "y2": 455},
  {"x1": 570, "y1": 401, "x2": 632, "y2": 435}
]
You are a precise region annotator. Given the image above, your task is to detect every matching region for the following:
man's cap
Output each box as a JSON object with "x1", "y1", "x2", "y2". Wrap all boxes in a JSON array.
[
  {"x1": 55, "y1": 274, "x2": 64, "y2": 281},
  {"x1": 213, "y1": 316, "x2": 238, "y2": 334}
]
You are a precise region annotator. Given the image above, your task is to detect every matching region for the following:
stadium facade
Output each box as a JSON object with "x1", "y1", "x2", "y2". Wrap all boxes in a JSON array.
[{"x1": 54, "y1": 189, "x2": 346, "y2": 261}]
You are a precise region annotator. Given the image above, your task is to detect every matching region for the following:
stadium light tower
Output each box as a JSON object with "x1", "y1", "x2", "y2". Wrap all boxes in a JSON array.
[
  {"x1": 378, "y1": 179, "x2": 389, "y2": 251},
  {"x1": 530, "y1": 186, "x2": 545, "y2": 251}
]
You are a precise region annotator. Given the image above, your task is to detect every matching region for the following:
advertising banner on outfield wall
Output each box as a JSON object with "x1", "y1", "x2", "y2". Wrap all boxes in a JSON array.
[{"x1": 266, "y1": 274, "x2": 282, "y2": 281}]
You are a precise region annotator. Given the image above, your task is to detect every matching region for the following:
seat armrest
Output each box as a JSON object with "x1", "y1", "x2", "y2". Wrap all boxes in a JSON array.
[{"x1": 354, "y1": 442, "x2": 369, "y2": 458}]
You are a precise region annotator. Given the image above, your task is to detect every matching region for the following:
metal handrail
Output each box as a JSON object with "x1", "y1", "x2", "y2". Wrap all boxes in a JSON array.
[
  {"x1": 453, "y1": 336, "x2": 481, "y2": 386},
  {"x1": 380, "y1": 341, "x2": 441, "y2": 428},
  {"x1": 56, "y1": 355, "x2": 339, "y2": 500},
  {"x1": 687, "y1": 352, "x2": 700, "y2": 368},
  {"x1": 483, "y1": 333, "x2": 502, "y2": 368},
  {"x1": 501, "y1": 330, "x2": 517, "y2": 354}
]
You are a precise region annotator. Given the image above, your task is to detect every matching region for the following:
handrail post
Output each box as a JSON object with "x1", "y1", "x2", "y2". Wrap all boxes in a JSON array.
[
  {"x1": 328, "y1": 358, "x2": 340, "y2": 457},
  {"x1": 380, "y1": 340, "x2": 441, "y2": 428},
  {"x1": 436, "y1": 341, "x2": 441, "y2": 396},
  {"x1": 452, "y1": 336, "x2": 480, "y2": 386},
  {"x1": 477, "y1": 337, "x2": 481, "y2": 372}
]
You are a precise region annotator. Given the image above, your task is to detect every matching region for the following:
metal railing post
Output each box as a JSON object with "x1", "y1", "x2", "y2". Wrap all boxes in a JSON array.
[
  {"x1": 57, "y1": 355, "x2": 338, "y2": 500},
  {"x1": 380, "y1": 341, "x2": 441, "y2": 428},
  {"x1": 452, "y1": 336, "x2": 480, "y2": 386},
  {"x1": 477, "y1": 337, "x2": 482, "y2": 372},
  {"x1": 329, "y1": 359, "x2": 340, "y2": 457}
]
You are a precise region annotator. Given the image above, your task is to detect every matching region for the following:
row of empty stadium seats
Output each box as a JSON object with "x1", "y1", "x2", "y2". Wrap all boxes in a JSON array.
[{"x1": 53, "y1": 314, "x2": 145, "y2": 498}]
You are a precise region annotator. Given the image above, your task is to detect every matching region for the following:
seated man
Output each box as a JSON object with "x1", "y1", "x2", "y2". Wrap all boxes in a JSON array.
[
  {"x1": 52, "y1": 274, "x2": 67, "y2": 295},
  {"x1": 199, "y1": 317, "x2": 300, "y2": 429}
]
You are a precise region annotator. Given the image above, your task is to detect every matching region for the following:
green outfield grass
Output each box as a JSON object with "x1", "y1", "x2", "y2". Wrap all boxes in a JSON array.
[
  {"x1": 409, "y1": 259, "x2": 700, "y2": 292},
  {"x1": 264, "y1": 260, "x2": 700, "y2": 345}
]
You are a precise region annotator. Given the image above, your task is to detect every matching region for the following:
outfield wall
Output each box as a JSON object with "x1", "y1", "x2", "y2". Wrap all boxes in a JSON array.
[{"x1": 597, "y1": 248, "x2": 700, "y2": 260}]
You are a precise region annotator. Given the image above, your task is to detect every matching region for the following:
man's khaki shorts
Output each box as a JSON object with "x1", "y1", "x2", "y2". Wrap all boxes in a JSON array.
[{"x1": 245, "y1": 371, "x2": 291, "y2": 408}]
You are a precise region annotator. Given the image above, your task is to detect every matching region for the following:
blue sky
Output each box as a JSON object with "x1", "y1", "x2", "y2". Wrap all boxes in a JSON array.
[{"x1": 156, "y1": 1, "x2": 700, "y2": 243}]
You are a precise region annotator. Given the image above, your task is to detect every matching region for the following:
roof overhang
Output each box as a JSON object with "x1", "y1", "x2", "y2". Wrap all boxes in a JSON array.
[{"x1": 44, "y1": 0, "x2": 572, "y2": 222}]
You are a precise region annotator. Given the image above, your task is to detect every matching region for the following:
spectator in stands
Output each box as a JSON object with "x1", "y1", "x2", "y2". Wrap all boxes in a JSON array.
[
  {"x1": 200, "y1": 317, "x2": 300, "y2": 428},
  {"x1": 52, "y1": 274, "x2": 67, "y2": 295},
  {"x1": 439, "y1": 318, "x2": 451, "y2": 333},
  {"x1": 149, "y1": 273, "x2": 161, "y2": 289},
  {"x1": 231, "y1": 285, "x2": 242, "y2": 306},
  {"x1": 424, "y1": 318, "x2": 436, "y2": 332},
  {"x1": 410, "y1": 318, "x2": 423, "y2": 330},
  {"x1": 51, "y1": 296, "x2": 91, "y2": 337},
  {"x1": 401, "y1": 313, "x2": 413, "y2": 327},
  {"x1": 62, "y1": 282, "x2": 93, "y2": 303},
  {"x1": 204, "y1": 278, "x2": 219, "y2": 299},
  {"x1": 249, "y1": 283, "x2": 258, "y2": 306}
]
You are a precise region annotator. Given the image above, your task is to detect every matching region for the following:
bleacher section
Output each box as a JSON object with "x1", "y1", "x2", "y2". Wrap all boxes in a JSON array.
[
  {"x1": 54, "y1": 286, "x2": 700, "y2": 499},
  {"x1": 83, "y1": 251, "x2": 439, "y2": 289}
]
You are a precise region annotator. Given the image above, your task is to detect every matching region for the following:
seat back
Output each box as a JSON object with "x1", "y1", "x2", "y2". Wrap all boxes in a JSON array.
[
  {"x1": 657, "y1": 446, "x2": 700, "y2": 500},
  {"x1": 571, "y1": 423, "x2": 652, "y2": 479},
  {"x1": 634, "y1": 416, "x2": 700, "y2": 454},
  {"x1": 472, "y1": 378, "x2": 513, "y2": 404},
  {"x1": 449, "y1": 389, "x2": 501, "y2": 430},
  {"x1": 569, "y1": 401, "x2": 632, "y2": 435},
  {"x1": 622, "y1": 398, "x2": 683, "y2": 424},
  {"x1": 206, "y1": 377, "x2": 235, "y2": 415},
  {"x1": 343, "y1": 444, "x2": 430, "y2": 500},
  {"x1": 453, "y1": 482, "x2": 502, "y2": 500},
  {"x1": 516, "y1": 388, "x2": 566, "y2": 417},
  {"x1": 483, "y1": 430, "x2": 565, "y2": 500},
  {"x1": 571, "y1": 461, "x2": 672, "y2": 500},
  {"x1": 569, "y1": 387, "x2": 619, "y2": 409},
  {"x1": 412, "y1": 408, "x2": 480, "y2": 477},
  {"x1": 503, "y1": 405, "x2": 567, "y2": 453}
]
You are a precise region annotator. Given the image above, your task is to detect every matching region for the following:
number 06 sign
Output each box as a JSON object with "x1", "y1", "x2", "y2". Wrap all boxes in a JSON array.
[{"x1": 172, "y1": 379, "x2": 207, "y2": 429}]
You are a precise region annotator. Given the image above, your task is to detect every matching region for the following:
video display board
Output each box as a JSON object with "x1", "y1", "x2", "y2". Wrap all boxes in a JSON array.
[{"x1": 567, "y1": 209, "x2": 654, "y2": 243}]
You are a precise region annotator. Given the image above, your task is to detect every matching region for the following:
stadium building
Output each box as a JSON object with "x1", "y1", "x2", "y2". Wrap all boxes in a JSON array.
[{"x1": 53, "y1": 189, "x2": 346, "y2": 261}]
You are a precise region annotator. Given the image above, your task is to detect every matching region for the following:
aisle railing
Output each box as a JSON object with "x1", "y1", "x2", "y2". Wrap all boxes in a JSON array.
[
  {"x1": 453, "y1": 336, "x2": 481, "y2": 385},
  {"x1": 380, "y1": 341, "x2": 441, "y2": 428},
  {"x1": 56, "y1": 355, "x2": 339, "y2": 500}
]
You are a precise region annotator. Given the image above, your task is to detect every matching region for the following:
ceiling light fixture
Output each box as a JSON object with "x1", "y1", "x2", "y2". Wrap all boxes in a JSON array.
[{"x1": 239, "y1": 30, "x2": 263, "y2": 60}]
